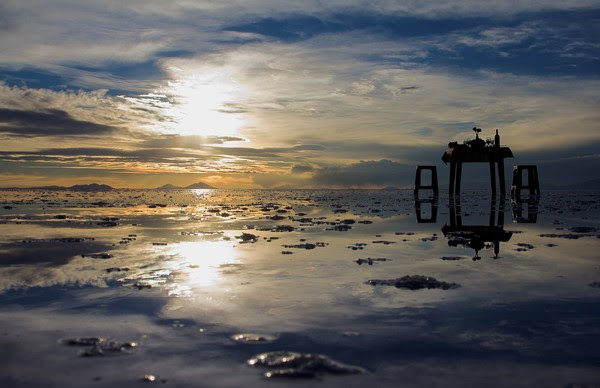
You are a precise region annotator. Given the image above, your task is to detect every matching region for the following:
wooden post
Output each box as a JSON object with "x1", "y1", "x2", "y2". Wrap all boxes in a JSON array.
[
  {"x1": 449, "y1": 161, "x2": 456, "y2": 196},
  {"x1": 498, "y1": 198, "x2": 505, "y2": 226},
  {"x1": 455, "y1": 162, "x2": 462, "y2": 196},
  {"x1": 498, "y1": 158, "x2": 506, "y2": 196},
  {"x1": 414, "y1": 166, "x2": 422, "y2": 197},
  {"x1": 431, "y1": 167, "x2": 439, "y2": 196},
  {"x1": 455, "y1": 197, "x2": 463, "y2": 226},
  {"x1": 489, "y1": 161, "x2": 497, "y2": 197}
]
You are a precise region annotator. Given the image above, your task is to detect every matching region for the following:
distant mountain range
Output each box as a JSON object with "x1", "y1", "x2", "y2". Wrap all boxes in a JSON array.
[
  {"x1": 155, "y1": 182, "x2": 216, "y2": 190},
  {"x1": 35, "y1": 183, "x2": 115, "y2": 192},
  {"x1": 1, "y1": 182, "x2": 217, "y2": 191},
  {"x1": 2, "y1": 179, "x2": 600, "y2": 191}
]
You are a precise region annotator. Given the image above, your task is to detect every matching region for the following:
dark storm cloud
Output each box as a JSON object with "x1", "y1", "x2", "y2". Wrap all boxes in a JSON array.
[
  {"x1": 291, "y1": 164, "x2": 314, "y2": 174},
  {"x1": 313, "y1": 159, "x2": 414, "y2": 187},
  {"x1": 321, "y1": 141, "x2": 442, "y2": 163},
  {"x1": 512, "y1": 141, "x2": 600, "y2": 186},
  {"x1": 0, "y1": 108, "x2": 115, "y2": 136}
]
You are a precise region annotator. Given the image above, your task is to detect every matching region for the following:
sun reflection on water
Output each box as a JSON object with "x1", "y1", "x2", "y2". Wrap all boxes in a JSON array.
[{"x1": 164, "y1": 239, "x2": 239, "y2": 297}]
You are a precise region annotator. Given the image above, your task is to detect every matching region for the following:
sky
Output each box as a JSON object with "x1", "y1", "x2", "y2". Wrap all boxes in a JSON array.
[{"x1": 0, "y1": 0, "x2": 599, "y2": 189}]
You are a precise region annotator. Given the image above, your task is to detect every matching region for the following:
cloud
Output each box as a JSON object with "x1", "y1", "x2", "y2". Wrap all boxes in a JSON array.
[
  {"x1": 313, "y1": 159, "x2": 414, "y2": 188},
  {"x1": 0, "y1": 2, "x2": 599, "y2": 187},
  {"x1": 141, "y1": 135, "x2": 246, "y2": 148},
  {"x1": 291, "y1": 164, "x2": 315, "y2": 174},
  {"x1": 0, "y1": 108, "x2": 115, "y2": 136}
]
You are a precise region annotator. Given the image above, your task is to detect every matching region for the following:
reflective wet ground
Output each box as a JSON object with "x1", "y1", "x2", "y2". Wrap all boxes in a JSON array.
[{"x1": 0, "y1": 189, "x2": 599, "y2": 387}]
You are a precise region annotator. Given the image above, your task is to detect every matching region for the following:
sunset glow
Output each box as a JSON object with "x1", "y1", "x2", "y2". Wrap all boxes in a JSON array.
[
  {"x1": 162, "y1": 71, "x2": 247, "y2": 138},
  {"x1": 0, "y1": 1, "x2": 599, "y2": 188}
]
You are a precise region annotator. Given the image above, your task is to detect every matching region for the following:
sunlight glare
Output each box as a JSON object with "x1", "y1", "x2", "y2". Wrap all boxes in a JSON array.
[
  {"x1": 164, "y1": 70, "x2": 247, "y2": 138},
  {"x1": 166, "y1": 240, "x2": 238, "y2": 296}
]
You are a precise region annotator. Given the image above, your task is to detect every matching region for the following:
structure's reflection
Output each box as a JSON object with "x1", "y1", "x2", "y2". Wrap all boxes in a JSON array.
[
  {"x1": 414, "y1": 196, "x2": 438, "y2": 223},
  {"x1": 442, "y1": 197, "x2": 513, "y2": 260},
  {"x1": 512, "y1": 196, "x2": 539, "y2": 223}
]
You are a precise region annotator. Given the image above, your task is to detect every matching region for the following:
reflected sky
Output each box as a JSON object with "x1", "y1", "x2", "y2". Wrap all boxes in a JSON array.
[{"x1": 0, "y1": 189, "x2": 599, "y2": 386}]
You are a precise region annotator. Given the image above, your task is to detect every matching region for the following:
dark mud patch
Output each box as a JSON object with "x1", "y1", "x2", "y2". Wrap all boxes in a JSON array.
[
  {"x1": 539, "y1": 233, "x2": 593, "y2": 239},
  {"x1": 96, "y1": 221, "x2": 118, "y2": 227},
  {"x1": 328, "y1": 224, "x2": 351, "y2": 231},
  {"x1": 132, "y1": 282, "x2": 152, "y2": 290},
  {"x1": 231, "y1": 333, "x2": 277, "y2": 343},
  {"x1": 282, "y1": 242, "x2": 327, "y2": 250},
  {"x1": 61, "y1": 337, "x2": 138, "y2": 357},
  {"x1": 106, "y1": 267, "x2": 129, "y2": 273},
  {"x1": 21, "y1": 237, "x2": 96, "y2": 243},
  {"x1": 272, "y1": 225, "x2": 294, "y2": 232},
  {"x1": 372, "y1": 240, "x2": 395, "y2": 245},
  {"x1": 236, "y1": 233, "x2": 258, "y2": 243},
  {"x1": 367, "y1": 275, "x2": 460, "y2": 290},
  {"x1": 515, "y1": 243, "x2": 534, "y2": 252},
  {"x1": 347, "y1": 243, "x2": 367, "y2": 250},
  {"x1": 247, "y1": 351, "x2": 365, "y2": 378},
  {"x1": 440, "y1": 256, "x2": 465, "y2": 261},
  {"x1": 355, "y1": 258, "x2": 388, "y2": 265},
  {"x1": 82, "y1": 252, "x2": 113, "y2": 259},
  {"x1": 568, "y1": 226, "x2": 600, "y2": 233}
]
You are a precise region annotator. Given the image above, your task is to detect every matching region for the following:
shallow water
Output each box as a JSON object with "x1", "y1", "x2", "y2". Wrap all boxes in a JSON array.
[{"x1": 1, "y1": 189, "x2": 599, "y2": 387}]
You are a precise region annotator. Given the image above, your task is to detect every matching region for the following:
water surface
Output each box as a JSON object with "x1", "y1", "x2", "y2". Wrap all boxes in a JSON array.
[{"x1": 1, "y1": 189, "x2": 599, "y2": 387}]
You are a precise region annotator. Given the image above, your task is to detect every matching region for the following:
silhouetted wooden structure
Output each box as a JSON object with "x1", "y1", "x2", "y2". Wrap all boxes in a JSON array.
[
  {"x1": 442, "y1": 198, "x2": 512, "y2": 259},
  {"x1": 442, "y1": 129, "x2": 513, "y2": 196},
  {"x1": 511, "y1": 165, "x2": 540, "y2": 198},
  {"x1": 512, "y1": 196, "x2": 539, "y2": 223},
  {"x1": 413, "y1": 165, "x2": 439, "y2": 198},
  {"x1": 414, "y1": 197, "x2": 438, "y2": 223}
]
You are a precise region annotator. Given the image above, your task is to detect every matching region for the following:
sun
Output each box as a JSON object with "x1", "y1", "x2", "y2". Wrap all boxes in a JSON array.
[{"x1": 163, "y1": 69, "x2": 247, "y2": 138}]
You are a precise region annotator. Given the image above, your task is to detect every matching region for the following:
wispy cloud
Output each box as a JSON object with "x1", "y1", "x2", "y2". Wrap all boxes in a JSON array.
[{"x1": 0, "y1": 1, "x2": 599, "y2": 187}]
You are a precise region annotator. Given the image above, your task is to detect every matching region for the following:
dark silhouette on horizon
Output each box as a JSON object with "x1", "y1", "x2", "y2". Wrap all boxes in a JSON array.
[
  {"x1": 413, "y1": 165, "x2": 439, "y2": 199},
  {"x1": 511, "y1": 165, "x2": 541, "y2": 198}
]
